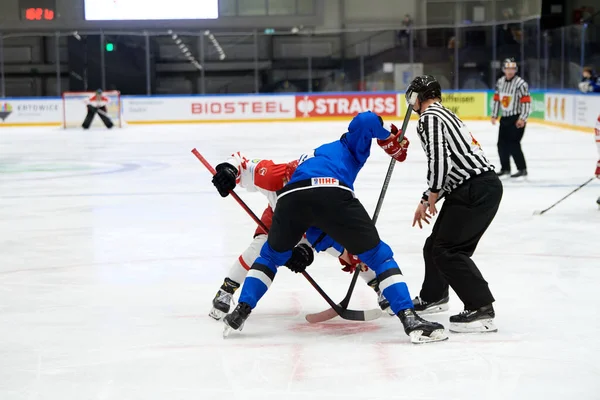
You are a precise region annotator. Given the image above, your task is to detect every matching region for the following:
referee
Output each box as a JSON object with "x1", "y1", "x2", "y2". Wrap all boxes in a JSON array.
[
  {"x1": 491, "y1": 58, "x2": 531, "y2": 178},
  {"x1": 407, "y1": 75, "x2": 503, "y2": 333}
]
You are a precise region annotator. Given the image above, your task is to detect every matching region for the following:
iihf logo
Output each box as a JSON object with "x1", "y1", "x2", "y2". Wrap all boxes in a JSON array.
[{"x1": 312, "y1": 177, "x2": 339, "y2": 186}]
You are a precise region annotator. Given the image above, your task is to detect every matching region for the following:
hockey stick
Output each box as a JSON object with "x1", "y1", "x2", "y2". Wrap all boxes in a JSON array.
[
  {"x1": 191, "y1": 148, "x2": 381, "y2": 322},
  {"x1": 533, "y1": 177, "x2": 595, "y2": 215},
  {"x1": 305, "y1": 94, "x2": 418, "y2": 323}
]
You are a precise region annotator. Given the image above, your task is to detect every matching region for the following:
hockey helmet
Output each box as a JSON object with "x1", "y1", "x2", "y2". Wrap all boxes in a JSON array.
[
  {"x1": 96, "y1": 88, "x2": 103, "y2": 95},
  {"x1": 405, "y1": 75, "x2": 442, "y2": 113},
  {"x1": 502, "y1": 58, "x2": 518, "y2": 72}
]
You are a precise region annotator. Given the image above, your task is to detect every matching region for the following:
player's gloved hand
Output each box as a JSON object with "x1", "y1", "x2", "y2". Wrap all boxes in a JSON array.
[
  {"x1": 595, "y1": 160, "x2": 600, "y2": 178},
  {"x1": 212, "y1": 162, "x2": 238, "y2": 197},
  {"x1": 339, "y1": 251, "x2": 368, "y2": 273},
  {"x1": 377, "y1": 124, "x2": 409, "y2": 162},
  {"x1": 285, "y1": 244, "x2": 314, "y2": 273}
]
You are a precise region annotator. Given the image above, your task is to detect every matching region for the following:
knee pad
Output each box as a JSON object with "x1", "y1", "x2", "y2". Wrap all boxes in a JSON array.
[
  {"x1": 357, "y1": 241, "x2": 395, "y2": 274},
  {"x1": 259, "y1": 241, "x2": 293, "y2": 267}
]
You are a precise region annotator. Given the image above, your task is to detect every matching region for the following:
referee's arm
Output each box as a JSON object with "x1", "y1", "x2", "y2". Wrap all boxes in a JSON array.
[
  {"x1": 492, "y1": 80, "x2": 501, "y2": 119},
  {"x1": 421, "y1": 115, "x2": 451, "y2": 200},
  {"x1": 517, "y1": 81, "x2": 532, "y2": 122}
]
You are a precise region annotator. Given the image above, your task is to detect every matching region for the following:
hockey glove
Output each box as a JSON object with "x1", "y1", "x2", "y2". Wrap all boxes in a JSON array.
[
  {"x1": 339, "y1": 252, "x2": 368, "y2": 273},
  {"x1": 212, "y1": 162, "x2": 238, "y2": 197},
  {"x1": 595, "y1": 160, "x2": 600, "y2": 178},
  {"x1": 285, "y1": 244, "x2": 314, "y2": 273},
  {"x1": 377, "y1": 124, "x2": 409, "y2": 162}
]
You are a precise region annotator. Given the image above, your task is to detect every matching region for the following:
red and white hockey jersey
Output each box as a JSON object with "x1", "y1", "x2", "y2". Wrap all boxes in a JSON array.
[
  {"x1": 225, "y1": 152, "x2": 298, "y2": 210},
  {"x1": 85, "y1": 94, "x2": 110, "y2": 108}
]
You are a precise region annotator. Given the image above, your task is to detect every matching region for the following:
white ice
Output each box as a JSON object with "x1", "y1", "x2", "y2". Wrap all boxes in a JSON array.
[{"x1": 0, "y1": 121, "x2": 599, "y2": 400}]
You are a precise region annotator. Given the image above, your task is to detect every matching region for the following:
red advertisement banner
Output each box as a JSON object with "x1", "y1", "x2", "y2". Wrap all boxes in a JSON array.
[{"x1": 295, "y1": 94, "x2": 398, "y2": 118}]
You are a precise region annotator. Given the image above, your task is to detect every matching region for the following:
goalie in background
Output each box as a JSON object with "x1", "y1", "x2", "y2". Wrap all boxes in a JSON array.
[{"x1": 82, "y1": 89, "x2": 114, "y2": 129}]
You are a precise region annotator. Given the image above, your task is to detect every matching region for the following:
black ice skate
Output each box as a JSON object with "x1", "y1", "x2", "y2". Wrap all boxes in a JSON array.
[
  {"x1": 510, "y1": 169, "x2": 528, "y2": 178},
  {"x1": 377, "y1": 292, "x2": 394, "y2": 316},
  {"x1": 367, "y1": 278, "x2": 394, "y2": 316},
  {"x1": 209, "y1": 278, "x2": 240, "y2": 321},
  {"x1": 412, "y1": 295, "x2": 449, "y2": 315},
  {"x1": 596, "y1": 196, "x2": 600, "y2": 207},
  {"x1": 223, "y1": 302, "x2": 252, "y2": 338},
  {"x1": 449, "y1": 304, "x2": 497, "y2": 333},
  {"x1": 496, "y1": 169, "x2": 511, "y2": 178},
  {"x1": 398, "y1": 309, "x2": 448, "y2": 344}
]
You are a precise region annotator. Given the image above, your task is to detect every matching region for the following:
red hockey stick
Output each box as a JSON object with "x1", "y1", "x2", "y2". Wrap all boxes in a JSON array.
[{"x1": 191, "y1": 148, "x2": 381, "y2": 322}]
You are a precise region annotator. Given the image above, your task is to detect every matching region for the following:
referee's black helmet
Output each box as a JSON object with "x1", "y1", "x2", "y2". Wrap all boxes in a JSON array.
[
  {"x1": 502, "y1": 58, "x2": 518, "y2": 72},
  {"x1": 405, "y1": 75, "x2": 442, "y2": 105}
]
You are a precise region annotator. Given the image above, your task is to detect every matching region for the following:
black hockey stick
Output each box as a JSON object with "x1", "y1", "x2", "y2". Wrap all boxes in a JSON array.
[
  {"x1": 306, "y1": 94, "x2": 418, "y2": 323},
  {"x1": 533, "y1": 177, "x2": 595, "y2": 215},
  {"x1": 192, "y1": 149, "x2": 379, "y2": 322}
]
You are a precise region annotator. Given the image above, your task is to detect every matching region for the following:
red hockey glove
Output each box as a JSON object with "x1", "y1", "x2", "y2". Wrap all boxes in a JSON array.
[
  {"x1": 377, "y1": 124, "x2": 409, "y2": 162},
  {"x1": 595, "y1": 160, "x2": 600, "y2": 178},
  {"x1": 339, "y1": 252, "x2": 368, "y2": 273}
]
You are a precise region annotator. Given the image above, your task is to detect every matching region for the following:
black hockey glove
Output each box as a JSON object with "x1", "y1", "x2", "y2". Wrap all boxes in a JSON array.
[
  {"x1": 285, "y1": 244, "x2": 314, "y2": 273},
  {"x1": 212, "y1": 163, "x2": 238, "y2": 197}
]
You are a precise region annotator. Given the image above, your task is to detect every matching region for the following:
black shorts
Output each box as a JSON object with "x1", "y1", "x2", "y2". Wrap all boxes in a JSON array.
[{"x1": 268, "y1": 182, "x2": 380, "y2": 256}]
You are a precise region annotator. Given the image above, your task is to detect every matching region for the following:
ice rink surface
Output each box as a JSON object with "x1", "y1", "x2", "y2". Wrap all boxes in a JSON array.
[{"x1": 1, "y1": 120, "x2": 599, "y2": 400}]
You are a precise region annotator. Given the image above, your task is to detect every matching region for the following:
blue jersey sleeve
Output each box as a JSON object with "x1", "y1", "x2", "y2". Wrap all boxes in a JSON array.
[
  {"x1": 341, "y1": 111, "x2": 391, "y2": 166},
  {"x1": 306, "y1": 227, "x2": 344, "y2": 255}
]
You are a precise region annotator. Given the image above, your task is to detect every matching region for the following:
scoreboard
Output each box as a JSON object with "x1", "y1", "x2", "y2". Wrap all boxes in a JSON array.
[{"x1": 4, "y1": 0, "x2": 219, "y2": 28}]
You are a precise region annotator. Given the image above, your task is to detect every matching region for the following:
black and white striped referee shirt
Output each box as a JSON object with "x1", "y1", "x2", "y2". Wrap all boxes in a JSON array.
[
  {"x1": 417, "y1": 102, "x2": 494, "y2": 199},
  {"x1": 491, "y1": 76, "x2": 531, "y2": 120}
]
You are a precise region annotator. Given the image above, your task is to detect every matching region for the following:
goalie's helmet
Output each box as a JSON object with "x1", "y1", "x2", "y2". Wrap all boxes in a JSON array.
[
  {"x1": 502, "y1": 58, "x2": 518, "y2": 72},
  {"x1": 405, "y1": 75, "x2": 442, "y2": 105},
  {"x1": 96, "y1": 88, "x2": 103, "y2": 95}
]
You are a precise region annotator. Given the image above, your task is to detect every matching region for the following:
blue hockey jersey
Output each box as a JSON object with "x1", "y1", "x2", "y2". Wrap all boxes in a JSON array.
[{"x1": 289, "y1": 111, "x2": 391, "y2": 189}]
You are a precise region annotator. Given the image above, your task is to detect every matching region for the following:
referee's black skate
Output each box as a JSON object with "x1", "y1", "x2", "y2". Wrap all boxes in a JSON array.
[
  {"x1": 510, "y1": 169, "x2": 527, "y2": 178},
  {"x1": 223, "y1": 302, "x2": 252, "y2": 338},
  {"x1": 412, "y1": 295, "x2": 449, "y2": 315},
  {"x1": 496, "y1": 169, "x2": 511, "y2": 178},
  {"x1": 398, "y1": 309, "x2": 448, "y2": 344},
  {"x1": 449, "y1": 304, "x2": 497, "y2": 333},
  {"x1": 209, "y1": 278, "x2": 239, "y2": 321}
]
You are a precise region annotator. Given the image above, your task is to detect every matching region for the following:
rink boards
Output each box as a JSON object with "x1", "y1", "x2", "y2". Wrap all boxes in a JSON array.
[{"x1": 0, "y1": 90, "x2": 598, "y2": 131}]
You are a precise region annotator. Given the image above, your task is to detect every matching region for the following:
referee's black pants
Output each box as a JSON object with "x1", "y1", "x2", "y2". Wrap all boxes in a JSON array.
[
  {"x1": 497, "y1": 114, "x2": 526, "y2": 172},
  {"x1": 419, "y1": 171, "x2": 502, "y2": 310}
]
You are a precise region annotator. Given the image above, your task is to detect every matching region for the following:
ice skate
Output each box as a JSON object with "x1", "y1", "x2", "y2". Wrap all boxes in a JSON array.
[
  {"x1": 510, "y1": 169, "x2": 528, "y2": 179},
  {"x1": 412, "y1": 295, "x2": 449, "y2": 315},
  {"x1": 377, "y1": 292, "x2": 395, "y2": 316},
  {"x1": 398, "y1": 309, "x2": 448, "y2": 344},
  {"x1": 449, "y1": 304, "x2": 497, "y2": 333},
  {"x1": 367, "y1": 278, "x2": 394, "y2": 316},
  {"x1": 223, "y1": 302, "x2": 252, "y2": 338},
  {"x1": 209, "y1": 278, "x2": 239, "y2": 321},
  {"x1": 496, "y1": 169, "x2": 511, "y2": 178},
  {"x1": 596, "y1": 196, "x2": 600, "y2": 207}
]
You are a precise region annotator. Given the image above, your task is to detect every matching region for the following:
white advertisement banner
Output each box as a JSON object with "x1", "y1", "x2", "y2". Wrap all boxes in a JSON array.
[
  {"x1": 0, "y1": 99, "x2": 61, "y2": 125},
  {"x1": 123, "y1": 95, "x2": 296, "y2": 122},
  {"x1": 573, "y1": 94, "x2": 600, "y2": 128}
]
